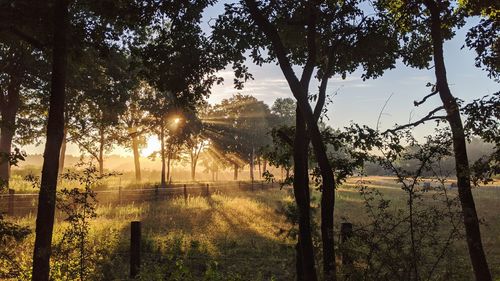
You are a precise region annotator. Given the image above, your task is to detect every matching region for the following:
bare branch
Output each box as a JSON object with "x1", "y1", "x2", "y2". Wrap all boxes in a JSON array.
[
  {"x1": 314, "y1": 76, "x2": 328, "y2": 121},
  {"x1": 414, "y1": 89, "x2": 438, "y2": 107},
  {"x1": 383, "y1": 106, "x2": 445, "y2": 135},
  {"x1": 376, "y1": 93, "x2": 394, "y2": 131}
]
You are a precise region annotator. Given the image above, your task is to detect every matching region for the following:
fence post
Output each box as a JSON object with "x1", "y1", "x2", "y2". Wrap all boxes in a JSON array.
[
  {"x1": 206, "y1": 184, "x2": 210, "y2": 197},
  {"x1": 341, "y1": 222, "x2": 353, "y2": 266},
  {"x1": 183, "y1": 184, "x2": 188, "y2": 205},
  {"x1": 8, "y1": 189, "x2": 14, "y2": 216},
  {"x1": 130, "y1": 221, "x2": 141, "y2": 278},
  {"x1": 238, "y1": 181, "x2": 241, "y2": 189}
]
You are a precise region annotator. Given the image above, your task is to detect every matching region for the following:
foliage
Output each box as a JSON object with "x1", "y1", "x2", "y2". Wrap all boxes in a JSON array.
[
  {"x1": 204, "y1": 94, "x2": 272, "y2": 170},
  {"x1": 50, "y1": 163, "x2": 114, "y2": 281},
  {"x1": 344, "y1": 183, "x2": 466, "y2": 281},
  {"x1": 0, "y1": 215, "x2": 31, "y2": 279},
  {"x1": 337, "y1": 129, "x2": 467, "y2": 281},
  {"x1": 376, "y1": 0, "x2": 465, "y2": 70},
  {"x1": 461, "y1": 0, "x2": 500, "y2": 80},
  {"x1": 0, "y1": 147, "x2": 26, "y2": 189},
  {"x1": 462, "y1": 92, "x2": 500, "y2": 185}
]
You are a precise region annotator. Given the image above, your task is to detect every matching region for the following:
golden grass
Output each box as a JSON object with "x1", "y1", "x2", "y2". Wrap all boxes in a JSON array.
[{"x1": 4, "y1": 177, "x2": 500, "y2": 280}]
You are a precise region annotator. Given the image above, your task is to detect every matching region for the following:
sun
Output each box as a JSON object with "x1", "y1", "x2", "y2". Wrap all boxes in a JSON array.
[{"x1": 141, "y1": 136, "x2": 161, "y2": 157}]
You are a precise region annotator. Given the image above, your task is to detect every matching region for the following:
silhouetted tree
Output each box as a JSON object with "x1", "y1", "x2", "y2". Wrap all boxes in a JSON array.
[
  {"x1": 67, "y1": 50, "x2": 130, "y2": 176},
  {"x1": 378, "y1": 1, "x2": 494, "y2": 279},
  {"x1": 117, "y1": 81, "x2": 152, "y2": 183},
  {"x1": 213, "y1": 1, "x2": 398, "y2": 278}
]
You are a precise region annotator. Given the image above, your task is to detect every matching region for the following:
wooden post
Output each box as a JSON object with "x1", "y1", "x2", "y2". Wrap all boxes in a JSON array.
[
  {"x1": 206, "y1": 184, "x2": 210, "y2": 197},
  {"x1": 183, "y1": 184, "x2": 188, "y2": 205},
  {"x1": 130, "y1": 221, "x2": 141, "y2": 278},
  {"x1": 238, "y1": 181, "x2": 241, "y2": 189},
  {"x1": 341, "y1": 222, "x2": 353, "y2": 266},
  {"x1": 8, "y1": 189, "x2": 14, "y2": 216},
  {"x1": 154, "y1": 186, "x2": 159, "y2": 201}
]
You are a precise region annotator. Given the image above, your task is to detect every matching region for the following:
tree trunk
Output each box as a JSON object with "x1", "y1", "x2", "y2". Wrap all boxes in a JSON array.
[
  {"x1": 257, "y1": 156, "x2": 261, "y2": 178},
  {"x1": 166, "y1": 150, "x2": 171, "y2": 184},
  {"x1": 32, "y1": 0, "x2": 68, "y2": 280},
  {"x1": 160, "y1": 122, "x2": 166, "y2": 188},
  {"x1": 191, "y1": 162, "x2": 196, "y2": 181},
  {"x1": 0, "y1": 66, "x2": 22, "y2": 189},
  {"x1": 131, "y1": 134, "x2": 141, "y2": 182},
  {"x1": 98, "y1": 125, "x2": 105, "y2": 176},
  {"x1": 58, "y1": 127, "x2": 67, "y2": 175},
  {"x1": 293, "y1": 107, "x2": 317, "y2": 281},
  {"x1": 263, "y1": 159, "x2": 267, "y2": 175},
  {"x1": 296, "y1": 241, "x2": 304, "y2": 281},
  {"x1": 250, "y1": 146, "x2": 255, "y2": 182},
  {"x1": 426, "y1": 2, "x2": 491, "y2": 280},
  {"x1": 233, "y1": 163, "x2": 238, "y2": 180},
  {"x1": 190, "y1": 151, "x2": 197, "y2": 181},
  {"x1": 283, "y1": 68, "x2": 337, "y2": 281},
  {"x1": 0, "y1": 129, "x2": 15, "y2": 188},
  {"x1": 242, "y1": 4, "x2": 337, "y2": 277}
]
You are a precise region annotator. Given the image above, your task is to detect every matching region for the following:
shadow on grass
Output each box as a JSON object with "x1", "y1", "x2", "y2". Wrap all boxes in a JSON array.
[{"x1": 93, "y1": 189, "x2": 295, "y2": 280}]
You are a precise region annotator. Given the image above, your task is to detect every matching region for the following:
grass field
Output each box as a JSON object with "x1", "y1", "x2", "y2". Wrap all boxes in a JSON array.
[{"x1": 3, "y1": 176, "x2": 500, "y2": 280}]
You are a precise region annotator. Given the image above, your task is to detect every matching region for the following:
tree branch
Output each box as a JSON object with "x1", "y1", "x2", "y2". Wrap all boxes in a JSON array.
[
  {"x1": 300, "y1": 1, "x2": 317, "y2": 87},
  {"x1": 383, "y1": 106, "x2": 445, "y2": 135},
  {"x1": 414, "y1": 89, "x2": 438, "y2": 107},
  {"x1": 314, "y1": 76, "x2": 328, "y2": 121},
  {"x1": 244, "y1": 0, "x2": 305, "y2": 101}
]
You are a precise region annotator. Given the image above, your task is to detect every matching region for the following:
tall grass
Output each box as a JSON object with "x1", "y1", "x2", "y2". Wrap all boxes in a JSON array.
[{"x1": 2, "y1": 176, "x2": 499, "y2": 280}]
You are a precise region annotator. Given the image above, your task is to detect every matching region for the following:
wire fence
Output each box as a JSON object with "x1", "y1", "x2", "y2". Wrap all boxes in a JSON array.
[{"x1": 0, "y1": 180, "x2": 277, "y2": 217}]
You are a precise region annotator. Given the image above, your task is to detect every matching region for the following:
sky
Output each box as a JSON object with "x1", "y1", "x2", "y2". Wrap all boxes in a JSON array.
[
  {"x1": 26, "y1": 2, "x2": 499, "y2": 157},
  {"x1": 202, "y1": 1, "x2": 498, "y2": 136}
]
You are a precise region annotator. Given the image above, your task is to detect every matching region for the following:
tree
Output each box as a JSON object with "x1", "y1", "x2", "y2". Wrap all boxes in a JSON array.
[
  {"x1": 213, "y1": 1, "x2": 398, "y2": 279},
  {"x1": 23, "y1": 1, "x2": 152, "y2": 279},
  {"x1": 140, "y1": 88, "x2": 178, "y2": 187},
  {"x1": 462, "y1": 0, "x2": 499, "y2": 81},
  {"x1": 271, "y1": 97, "x2": 296, "y2": 127},
  {"x1": 378, "y1": 0, "x2": 493, "y2": 279},
  {"x1": 204, "y1": 94, "x2": 272, "y2": 181},
  {"x1": 67, "y1": 50, "x2": 131, "y2": 176},
  {"x1": 117, "y1": 81, "x2": 151, "y2": 183},
  {"x1": 263, "y1": 98, "x2": 297, "y2": 179},
  {"x1": 32, "y1": 1, "x2": 70, "y2": 279},
  {"x1": 462, "y1": 92, "x2": 500, "y2": 189},
  {"x1": 182, "y1": 108, "x2": 206, "y2": 181},
  {"x1": 0, "y1": 36, "x2": 48, "y2": 189},
  {"x1": 136, "y1": 0, "x2": 227, "y2": 185},
  {"x1": 0, "y1": 42, "x2": 26, "y2": 188}
]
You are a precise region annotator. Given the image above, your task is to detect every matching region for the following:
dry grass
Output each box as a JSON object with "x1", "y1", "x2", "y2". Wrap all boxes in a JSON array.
[{"x1": 4, "y1": 177, "x2": 500, "y2": 280}]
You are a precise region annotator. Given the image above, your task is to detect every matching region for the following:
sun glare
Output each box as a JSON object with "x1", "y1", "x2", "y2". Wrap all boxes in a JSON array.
[
  {"x1": 173, "y1": 117, "x2": 181, "y2": 124},
  {"x1": 141, "y1": 136, "x2": 161, "y2": 157}
]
